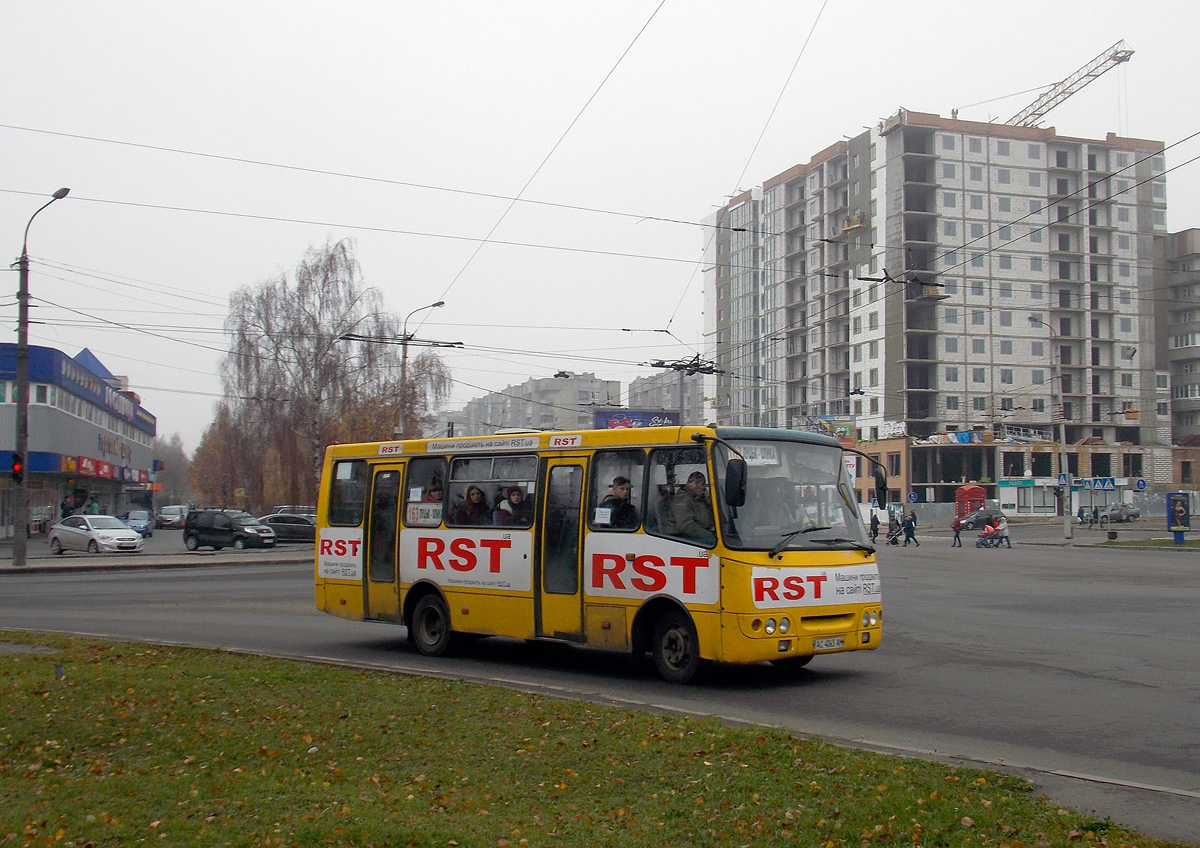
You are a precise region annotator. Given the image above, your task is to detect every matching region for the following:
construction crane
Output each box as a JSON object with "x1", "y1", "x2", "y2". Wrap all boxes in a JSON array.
[{"x1": 1005, "y1": 40, "x2": 1133, "y2": 128}]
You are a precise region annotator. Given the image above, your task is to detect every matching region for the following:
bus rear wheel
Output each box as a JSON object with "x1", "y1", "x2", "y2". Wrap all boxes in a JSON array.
[
  {"x1": 651, "y1": 610, "x2": 701, "y2": 684},
  {"x1": 411, "y1": 594, "x2": 453, "y2": 657}
]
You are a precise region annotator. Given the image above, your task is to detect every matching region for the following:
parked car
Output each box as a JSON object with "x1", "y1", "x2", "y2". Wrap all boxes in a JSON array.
[
  {"x1": 49, "y1": 515, "x2": 145, "y2": 555},
  {"x1": 182, "y1": 508, "x2": 276, "y2": 551},
  {"x1": 258, "y1": 513, "x2": 317, "y2": 543},
  {"x1": 270, "y1": 504, "x2": 316, "y2": 516},
  {"x1": 156, "y1": 504, "x2": 188, "y2": 529},
  {"x1": 120, "y1": 509, "x2": 154, "y2": 537},
  {"x1": 958, "y1": 508, "x2": 1003, "y2": 531}
]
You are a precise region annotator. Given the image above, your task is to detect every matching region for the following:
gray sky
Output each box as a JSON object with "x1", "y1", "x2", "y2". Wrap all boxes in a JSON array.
[{"x1": 3, "y1": 1, "x2": 1197, "y2": 453}]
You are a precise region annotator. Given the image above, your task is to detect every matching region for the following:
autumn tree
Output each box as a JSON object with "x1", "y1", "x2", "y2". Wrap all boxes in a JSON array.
[{"x1": 192, "y1": 240, "x2": 451, "y2": 511}]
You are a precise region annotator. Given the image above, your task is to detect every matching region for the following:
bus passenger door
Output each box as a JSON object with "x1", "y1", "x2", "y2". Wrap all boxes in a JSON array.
[
  {"x1": 537, "y1": 459, "x2": 585, "y2": 640},
  {"x1": 364, "y1": 465, "x2": 402, "y2": 622}
]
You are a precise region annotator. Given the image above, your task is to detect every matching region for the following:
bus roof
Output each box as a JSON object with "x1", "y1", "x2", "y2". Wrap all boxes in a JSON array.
[{"x1": 323, "y1": 425, "x2": 843, "y2": 461}]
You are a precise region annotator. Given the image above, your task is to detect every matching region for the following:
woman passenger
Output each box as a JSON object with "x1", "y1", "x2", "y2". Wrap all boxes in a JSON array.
[{"x1": 454, "y1": 485, "x2": 491, "y2": 525}]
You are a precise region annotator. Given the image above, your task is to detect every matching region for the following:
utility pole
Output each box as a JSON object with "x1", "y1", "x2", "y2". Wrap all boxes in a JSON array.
[
  {"x1": 1031, "y1": 315, "x2": 1073, "y2": 541},
  {"x1": 12, "y1": 188, "x2": 69, "y2": 568}
]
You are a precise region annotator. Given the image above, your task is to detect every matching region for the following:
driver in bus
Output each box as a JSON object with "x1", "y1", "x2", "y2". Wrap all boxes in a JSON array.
[{"x1": 670, "y1": 471, "x2": 715, "y2": 542}]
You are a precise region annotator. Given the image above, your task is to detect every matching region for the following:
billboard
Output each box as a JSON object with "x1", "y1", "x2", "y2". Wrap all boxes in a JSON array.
[{"x1": 593, "y1": 409, "x2": 680, "y2": 430}]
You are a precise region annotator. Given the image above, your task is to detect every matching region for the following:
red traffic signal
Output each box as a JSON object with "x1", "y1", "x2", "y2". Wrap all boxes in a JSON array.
[{"x1": 10, "y1": 452, "x2": 23, "y2": 484}]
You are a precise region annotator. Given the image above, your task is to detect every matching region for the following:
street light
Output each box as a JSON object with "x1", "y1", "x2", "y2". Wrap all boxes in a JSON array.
[
  {"x1": 1029, "y1": 314, "x2": 1073, "y2": 541},
  {"x1": 13, "y1": 187, "x2": 70, "y2": 568},
  {"x1": 398, "y1": 300, "x2": 444, "y2": 439}
]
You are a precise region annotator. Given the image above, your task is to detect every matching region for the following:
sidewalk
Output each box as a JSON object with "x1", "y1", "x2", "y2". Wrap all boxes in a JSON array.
[{"x1": 0, "y1": 535, "x2": 312, "y2": 573}]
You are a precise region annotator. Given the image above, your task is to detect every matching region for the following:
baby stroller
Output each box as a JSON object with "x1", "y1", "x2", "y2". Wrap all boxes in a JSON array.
[
  {"x1": 976, "y1": 524, "x2": 1001, "y2": 548},
  {"x1": 884, "y1": 520, "x2": 903, "y2": 546}
]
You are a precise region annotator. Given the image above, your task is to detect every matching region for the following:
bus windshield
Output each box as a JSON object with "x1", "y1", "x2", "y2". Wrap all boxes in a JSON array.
[{"x1": 716, "y1": 438, "x2": 869, "y2": 552}]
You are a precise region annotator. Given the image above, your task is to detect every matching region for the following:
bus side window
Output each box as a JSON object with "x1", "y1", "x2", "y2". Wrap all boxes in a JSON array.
[
  {"x1": 589, "y1": 449, "x2": 645, "y2": 532},
  {"x1": 328, "y1": 460, "x2": 367, "y2": 526},
  {"x1": 404, "y1": 457, "x2": 447, "y2": 527}
]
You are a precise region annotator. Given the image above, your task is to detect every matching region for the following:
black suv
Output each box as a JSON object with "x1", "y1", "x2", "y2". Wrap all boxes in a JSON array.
[{"x1": 182, "y1": 509, "x2": 276, "y2": 551}]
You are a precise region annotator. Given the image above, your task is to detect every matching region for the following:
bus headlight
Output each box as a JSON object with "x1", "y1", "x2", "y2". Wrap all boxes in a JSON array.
[
  {"x1": 778, "y1": 617, "x2": 790, "y2": 635},
  {"x1": 765, "y1": 618, "x2": 777, "y2": 635},
  {"x1": 861, "y1": 611, "x2": 879, "y2": 627}
]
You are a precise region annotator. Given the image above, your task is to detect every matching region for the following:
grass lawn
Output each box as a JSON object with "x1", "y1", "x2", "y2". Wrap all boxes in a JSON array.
[{"x1": 0, "y1": 631, "x2": 1184, "y2": 847}]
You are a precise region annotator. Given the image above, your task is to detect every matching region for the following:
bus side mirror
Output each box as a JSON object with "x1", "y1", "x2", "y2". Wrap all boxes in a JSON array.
[{"x1": 725, "y1": 458, "x2": 747, "y2": 507}]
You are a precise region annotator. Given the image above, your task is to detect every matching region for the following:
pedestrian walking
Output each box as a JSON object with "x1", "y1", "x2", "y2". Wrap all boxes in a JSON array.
[
  {"x1": 869, "y1": 511, "x2": 880, "y2": 543},
  {"x1": 902, "y1": 512, "x2": 919, "y2": 547},
  {"x1": 996, "y1": 515, "x2": 1012, "y2": 548},
  {"x1": 1077, "y1": 505, "x2": 1086, "y2": 526},
  {"x1": 1089, "y1": 506, "x2": 1098, "y2": 531},
  {"x1": 951, "y1": 514, "x2": 963, "y2": 547}
]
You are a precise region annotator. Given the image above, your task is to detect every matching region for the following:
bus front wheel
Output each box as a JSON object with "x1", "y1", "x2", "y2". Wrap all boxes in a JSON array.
[
  {"x1": 651, "y1": 610, "x2": 701, "y2": 684},
  {"x1": 411, "y1": 594, "x2": 453, "y2": 657}
]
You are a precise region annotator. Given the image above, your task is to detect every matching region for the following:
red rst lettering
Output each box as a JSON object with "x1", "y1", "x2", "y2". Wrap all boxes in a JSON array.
[
  {"x1": 782, "y1": 575, "x2": 806, "y2": 600},
  {"x1": 670, "y1": 556, "x2": 709, "y2": 595},
  {"x1": 754, "y1": 576, "x2": 780, "y2": 602},
  {"x1": 449, "y1": 538, "x2": 476, "y2": 572},
  {"x1": 806, "y1": 574, "x2": 826, "y2": 599},
  {"x1": 417, "y1": 537, "x2": 445, "y2": 570},
  {"x1": 320, "y1": 539, "x2": 332, "y2": 556},
  {"x1": 630, "y1": 555, "x2": 667, "y2": 592},
  {"x1": 477, "y1": 538, "x2": 511, "y2": 573},
  {"x1": 591, "y1": 553, "x2": 626, "y2": 589}
]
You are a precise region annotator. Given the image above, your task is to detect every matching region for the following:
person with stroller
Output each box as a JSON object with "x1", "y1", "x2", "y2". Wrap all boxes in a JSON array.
[
  {"x1": 977, "y1": 520, "x2": 1000, "y2": 547},
  {"x1": 996, "y1": 514, "x2": 1012, "y2": 548},
  {"x1": 886, "y1": 512, "x2": 902, "y2": 546}
]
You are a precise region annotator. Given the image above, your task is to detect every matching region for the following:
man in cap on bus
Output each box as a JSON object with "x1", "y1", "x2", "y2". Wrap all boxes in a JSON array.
[{"x1": 670, "y1": 471, "x2": 715, "y2": 542}]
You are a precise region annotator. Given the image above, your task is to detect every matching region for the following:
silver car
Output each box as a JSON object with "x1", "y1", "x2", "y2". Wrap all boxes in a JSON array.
[{"x1": 49, "y1": 515, "x2": 146, "y2": 555}]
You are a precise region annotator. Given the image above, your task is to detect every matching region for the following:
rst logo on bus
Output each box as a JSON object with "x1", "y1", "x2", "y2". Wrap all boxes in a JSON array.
[
  {"x1": 378, "y1": 443, "x2": 404, "y2": 456},
  {"x1": 549, "y1": 434, "x2": 581, "y2": 448}
]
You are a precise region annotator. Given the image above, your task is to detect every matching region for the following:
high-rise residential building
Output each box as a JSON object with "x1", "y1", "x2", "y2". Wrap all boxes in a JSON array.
[
  {"x1": 628, "y1": 370, "x2": 705, "y2": 425},
  {"x1": 443, "y1": 372, "x2": 621, "y2": 437},
  {"x1": 1165, "y1": 229, "x2": 1200, "y2": 442},
  {"x1": 704, "y1": 109, "x2": 1170, "y2": 450}
]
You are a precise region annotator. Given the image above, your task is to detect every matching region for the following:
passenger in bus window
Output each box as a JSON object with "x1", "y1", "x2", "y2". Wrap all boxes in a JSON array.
[
  {"x1": 670, "y1": 471, "x2": 715, "y2": 542},
  {"x1": 422, "y1": 477, "x2": 444, "y2": 503},
  {"x1": 494, "y1": 486, "x2": 533, "y2": 526},
  {"x1": 453, "y1": 486, "x2": 491, "y2": 525},
  {"x1": 600, "y1": 476, "x2": 639, "y2": 529}
]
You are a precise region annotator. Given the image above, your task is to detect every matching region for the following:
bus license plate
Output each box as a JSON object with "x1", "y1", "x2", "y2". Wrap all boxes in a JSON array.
[{"x1": 813, "y1": 636, "x2": 844, "y2": 652}]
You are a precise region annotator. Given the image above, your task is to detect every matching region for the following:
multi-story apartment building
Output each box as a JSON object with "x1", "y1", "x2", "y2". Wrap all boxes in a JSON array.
[
  {"x1": 705, "y1": 109, "x2": 1172, "y2": 507},
  {"x1": 628, "y1": 369, "x2": 705, "y2": 425},
  {"x1": 443, "y1": 372, "x2": 621, "y2": 437},
  {"x1": 1166, "y1": 229, "x2": 1200, "y2": 443}
]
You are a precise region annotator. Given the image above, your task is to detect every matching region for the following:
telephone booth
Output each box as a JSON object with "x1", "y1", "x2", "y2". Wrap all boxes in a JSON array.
[{"x1": 955, "y1": 484, "x2": 985, "y2": 518}]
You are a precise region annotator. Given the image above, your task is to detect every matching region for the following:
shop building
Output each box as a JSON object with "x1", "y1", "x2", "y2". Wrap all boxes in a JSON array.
[{"x1": 0, "y1": 344, "x2": 157, "y2": 535}]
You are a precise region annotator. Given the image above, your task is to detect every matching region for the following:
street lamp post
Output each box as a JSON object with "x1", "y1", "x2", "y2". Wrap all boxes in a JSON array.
[
  {"x1": 13, "y1": 188, "x2": 70, "y2": 567},
  {"x1": 1030, "y1": 314, "x2": 1073, "y2": 541},
  {"x1": 398, "y1": 300, "x2": 444, "y2": 439}
]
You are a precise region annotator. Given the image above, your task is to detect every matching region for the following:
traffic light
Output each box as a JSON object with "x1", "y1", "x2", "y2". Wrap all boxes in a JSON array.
[
  {"x1": 873, "y1": 466, "x2": 888, "y2": 506},
  {"x1": 10, "y1": 452, "x2": 23, "y2": 484}
]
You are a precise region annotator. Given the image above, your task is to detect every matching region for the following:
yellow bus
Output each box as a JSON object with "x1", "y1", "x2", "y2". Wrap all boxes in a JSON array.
[{"x1": 314, "y1": 425, "x2": 881, "y2": 683}]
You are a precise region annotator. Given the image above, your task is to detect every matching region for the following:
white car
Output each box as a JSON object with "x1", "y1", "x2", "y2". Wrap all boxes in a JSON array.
[{"x1": 48, "y1": 515, "x2": 145, "y2": 555}]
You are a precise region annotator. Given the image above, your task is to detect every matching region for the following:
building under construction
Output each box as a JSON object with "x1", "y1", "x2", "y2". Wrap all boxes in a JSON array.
[{"x1": 702, "y1": 44, "x2": 1175, "y2": 511}]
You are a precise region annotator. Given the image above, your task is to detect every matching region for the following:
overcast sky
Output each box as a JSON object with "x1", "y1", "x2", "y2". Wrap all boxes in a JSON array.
[{"x1": 4, "y1": 1, "x2": 1197, "y2": 454}]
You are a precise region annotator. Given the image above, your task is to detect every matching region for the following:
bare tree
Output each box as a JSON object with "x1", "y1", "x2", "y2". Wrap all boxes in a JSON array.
[{"x1": 202, "y1": 239, "x2": 451, "y2": 510}]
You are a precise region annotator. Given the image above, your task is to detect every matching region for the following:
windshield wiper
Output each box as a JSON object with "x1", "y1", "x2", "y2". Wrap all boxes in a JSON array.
[
  {"x1": 810, "y1": 537, "x2": 875, "y2": 554},
  {"x1": 769, "y1": 525, "x2": 831, "y2": 557}
]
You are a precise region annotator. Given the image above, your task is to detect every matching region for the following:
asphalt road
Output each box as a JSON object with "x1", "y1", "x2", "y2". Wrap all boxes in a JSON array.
[{"x1": 0, "y1": 531, "x2": 1197, "y2": 844}]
